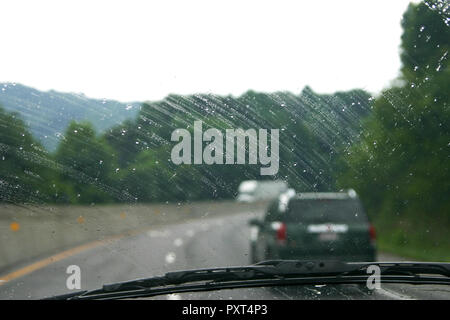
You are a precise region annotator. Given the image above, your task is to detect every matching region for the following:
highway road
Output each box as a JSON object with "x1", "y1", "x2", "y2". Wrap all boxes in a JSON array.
[{"x1": 0, "y1": 210, "x2": 449, "y2": 300}]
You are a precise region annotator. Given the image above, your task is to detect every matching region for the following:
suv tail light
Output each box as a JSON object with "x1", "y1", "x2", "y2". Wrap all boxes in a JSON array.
[
  {"x1": 276, "y1": 222, "x2": 287, "y2": 244},
  {"x1": 369, "y1": 223, "x2": 376, "y2": 244}
]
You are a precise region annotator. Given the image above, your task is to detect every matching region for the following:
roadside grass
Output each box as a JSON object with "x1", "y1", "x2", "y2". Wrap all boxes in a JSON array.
[{"x1": 375, "y1": 216, "x2": 450, "y2": 262}]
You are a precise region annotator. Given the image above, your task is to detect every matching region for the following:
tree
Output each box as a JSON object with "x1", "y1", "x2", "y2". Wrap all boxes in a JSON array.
[
  {"x1": 400, "y1": 1, "x2": 450, "y2": 85},
  {"x1": 54, "y1": 121, "x2": 119, "y2": 204},
  {"x1": 0, "y1": 106, "x2": 56, "y2": 203},
  {"x1": 336, "y1": 1, "x2": 449, "y2": 258}
]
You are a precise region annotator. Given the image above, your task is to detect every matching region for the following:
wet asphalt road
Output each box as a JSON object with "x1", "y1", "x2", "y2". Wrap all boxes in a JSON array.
[{"x1": 0, "y1": 211, "x2": 448, "y2": 300}]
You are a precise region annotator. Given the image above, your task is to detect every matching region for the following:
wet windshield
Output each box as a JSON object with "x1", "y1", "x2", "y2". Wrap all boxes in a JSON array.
[{"x1": 0, "y1": 0, "x2": 448, "y2": 301}]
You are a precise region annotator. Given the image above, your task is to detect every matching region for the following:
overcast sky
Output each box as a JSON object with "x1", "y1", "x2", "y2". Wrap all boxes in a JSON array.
[{"x1": 0, "y1": 0, "x2": 415, "y2": 102}]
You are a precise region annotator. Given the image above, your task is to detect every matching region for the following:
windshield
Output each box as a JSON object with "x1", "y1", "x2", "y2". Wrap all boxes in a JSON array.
[{"x1": 0, "y1": 0, "x2": 449, "y2": 301}]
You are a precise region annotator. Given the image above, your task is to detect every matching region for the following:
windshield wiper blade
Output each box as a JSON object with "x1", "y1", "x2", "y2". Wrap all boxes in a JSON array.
[{"x1": 45, "y1": 261, "x2": 450, "y2": 300}]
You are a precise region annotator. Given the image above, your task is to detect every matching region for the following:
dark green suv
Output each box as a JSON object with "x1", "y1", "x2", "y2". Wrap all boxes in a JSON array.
[{"x1": 249, "y1": 190, "x2": 377, "y2": 263}]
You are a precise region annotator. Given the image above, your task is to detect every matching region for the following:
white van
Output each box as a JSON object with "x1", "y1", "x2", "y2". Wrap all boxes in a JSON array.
[{"x1": 236, "y1": 180, "x2": 288, "y2": 203}]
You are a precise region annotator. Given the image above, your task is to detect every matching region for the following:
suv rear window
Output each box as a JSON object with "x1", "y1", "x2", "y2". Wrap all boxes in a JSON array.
[{"x1": 286, "y1": 199, "x2": 367, "y2": 224}]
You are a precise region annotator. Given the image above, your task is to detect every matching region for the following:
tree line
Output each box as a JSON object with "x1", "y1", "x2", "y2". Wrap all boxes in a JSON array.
[
  {"x1": 336, "y1": 1, "x2": 449, "y2": 258},
  {"x1": 0, "y1": 85, "x2": 371, "y2": 204}
]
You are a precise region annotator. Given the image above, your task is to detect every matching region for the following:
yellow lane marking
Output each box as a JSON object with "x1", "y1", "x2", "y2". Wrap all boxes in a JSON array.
[
  {"x1": 0, "y1": 217, "x2": 196, "y2": 286},
  {"x1": 0, "y1": 231, "x2": 135, "y2": 286}
]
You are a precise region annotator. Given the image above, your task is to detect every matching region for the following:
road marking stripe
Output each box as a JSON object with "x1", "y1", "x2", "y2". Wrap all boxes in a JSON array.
[
  {"x1": 0, "y1": 214, "x2": 228, "y2": 286},
  {"x1": 0, "y1": 232, "x2": 133, "y2": 286},
  {"x1": 174, "y1": 238, "x2": 183, "y2": 247},
  {"x1": 165, "y1": 252, "x2": 176, "y2": 264}
]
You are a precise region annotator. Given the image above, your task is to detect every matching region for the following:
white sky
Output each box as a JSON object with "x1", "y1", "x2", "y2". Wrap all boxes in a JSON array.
[{"x1": 0, "y1": 0, "x2": 415, "y2": 102}]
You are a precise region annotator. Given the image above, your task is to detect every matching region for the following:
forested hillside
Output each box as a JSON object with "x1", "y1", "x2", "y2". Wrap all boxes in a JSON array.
[{"x1": 0, "y1": 86, "x2": 372, "y2": 204}]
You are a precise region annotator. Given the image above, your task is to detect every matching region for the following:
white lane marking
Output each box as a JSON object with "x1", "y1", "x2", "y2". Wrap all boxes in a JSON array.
[
  {"x1": 250, "y1": 226, "x2": 259, "y2": 241},
  {"x1": 147, "y1": 230, "x2": 171, "y2": 238},
  {"x1": 166, "y1": 293, "x2": 181, "y2": 300},
  {"x1": 186, "y1": 229, "x2": 195, "y2": 237},
  {"x1": 173, "y1": 238, "x2": 183, "y2": 247},
  {"x1": 165, "y1": 252, "x2": 176, "y2": 264}
]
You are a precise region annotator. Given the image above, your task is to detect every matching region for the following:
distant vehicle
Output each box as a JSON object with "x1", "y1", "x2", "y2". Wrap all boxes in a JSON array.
[
  {"x1": 249, "y1": 189, "x2": 377, "y2": 263},
  {"x1": 236, "y1": 180, "x2": 288, "y2": 203}
]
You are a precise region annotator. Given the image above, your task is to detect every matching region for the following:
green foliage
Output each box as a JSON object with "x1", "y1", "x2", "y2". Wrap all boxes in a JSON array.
[
  {"x1": 1, "y1": 84, "x2": 372, "y2": 205},
  {"x1": 337, "y1": 0, "x2": 449, "y2": 260},
  {"x1": 0, "y1": 83, "x2": 140, "y2": 151},
  {"x1": 103, "y1": 88, "x2": 372, "y2": 201},
  {"x1": 53, "y1": 121, "x2": 119, "y2": 204},
  {"x1": 0, "y1": 106, "x2": 56, "y2": 203},
  {"x1": 400, "y1": 1, "x2": 450, "y2": 84}
]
